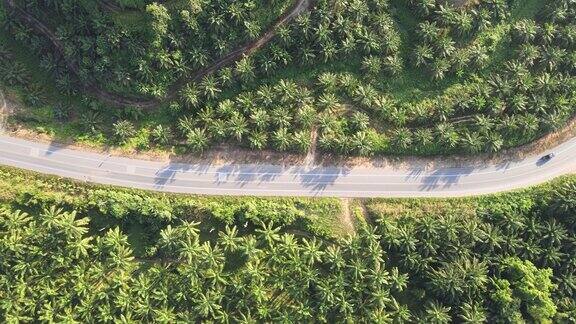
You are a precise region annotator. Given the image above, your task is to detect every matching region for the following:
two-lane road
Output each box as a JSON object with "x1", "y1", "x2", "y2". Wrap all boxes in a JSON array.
[{"x1": 0, "y1": 135, "x2": 574, "y2": 197}]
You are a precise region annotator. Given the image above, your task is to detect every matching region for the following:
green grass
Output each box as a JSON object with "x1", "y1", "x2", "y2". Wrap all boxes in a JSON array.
[{"x1": 363, "y1": 174, "x2": 576, "y2": 222}]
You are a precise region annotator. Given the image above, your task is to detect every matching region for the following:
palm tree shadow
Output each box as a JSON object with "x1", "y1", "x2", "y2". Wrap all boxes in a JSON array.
[
  {"x1": 417, "y1": 167, "x2": 475, "y2": 191},
  {"x1": 294, "y1": 166, "x2": 351, "y2": 194},
  {"x1": 153, "y1": 163, "x2": 206, "y2": 188},
  {"x1": 44, "y1": 139, "x2": 70, "y2": 156}
]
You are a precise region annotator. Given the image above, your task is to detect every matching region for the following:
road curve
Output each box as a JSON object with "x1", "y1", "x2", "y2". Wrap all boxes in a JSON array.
[{"x1": 0, "y1": 135, "x2": 574, "y2": 198}]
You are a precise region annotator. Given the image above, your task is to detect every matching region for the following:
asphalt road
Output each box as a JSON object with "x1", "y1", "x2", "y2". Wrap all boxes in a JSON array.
[{"x1": 0, "y1": 135, "x2": 574, "y2": 197}]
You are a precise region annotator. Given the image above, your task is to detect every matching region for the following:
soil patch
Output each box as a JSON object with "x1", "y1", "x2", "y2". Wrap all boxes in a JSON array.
[{"x1": 340, "y1": 198, "x2": 355, "y2": 234}]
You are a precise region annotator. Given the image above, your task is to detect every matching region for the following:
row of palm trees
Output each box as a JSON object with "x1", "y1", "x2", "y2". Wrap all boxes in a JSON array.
[
  {"x1": 3, "y1": 0, "x2": 575, "y2": 158},
  {"x1": 0, "y1": 205, "x2": 408, "y2": 322},
  {"x1": 408, "y1": 0, "x2": 510, "y2": 80},
  {"x1": 371, "y1": 180, "x2": 576, "y2": 322},
  {"x1": 6, "y1": 0, "x2": 289, "y2": 98},
  {"x1": 2, "y1": 178, "x2": 576, "y2": 322},
  {"x1": 176, "y1": 80, "x2": 316, "y2": 152}
]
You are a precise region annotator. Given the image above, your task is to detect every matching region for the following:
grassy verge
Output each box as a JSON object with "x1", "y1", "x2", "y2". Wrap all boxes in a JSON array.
[{"x1": 363, "y1": 174, "x2": 576, "y2": 222}]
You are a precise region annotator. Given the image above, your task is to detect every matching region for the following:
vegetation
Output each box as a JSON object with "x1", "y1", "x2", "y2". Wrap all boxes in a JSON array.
[
  {"x1": 0, "y1": 0, "x2": 574, "y2": 156},
  {"x1": 1, "y1": 166, "x2": 576, "y2": 322}
]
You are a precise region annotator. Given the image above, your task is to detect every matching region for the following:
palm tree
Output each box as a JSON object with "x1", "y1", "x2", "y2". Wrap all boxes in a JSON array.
[
  {"x1": 392, "y1": 128, "x2": 413, "y2": 151},
  {"x1": 201, "y1": 76, "x2": 221, "y2": 100},
  {"x1": 390, "y1": 298, "x2": 412, "y2": 322},
  {"x1": 453, "y1": 11, "x2": 473, "y2": 37},
  {"x1": 218, "y1": 67, "x2": 234, "y2": 87},
  {"x1": 518, "y1": 44, "x2": 540, "y2": 66},
  {"x1": 436, "y1": 37, "x2": 456, "y2": 58},
  {"x1": 186, "y1": 128, "x2": 209, "y2": 152},
  {"x1": 414, "y1": 128, "x2": 434, "y2": 149},
  {"x1": 413, "y1": 44, "x2": 433, "y2": 67},
  {"x1": 435, "y1": 123, "x2": 459, "y2": 149},
  {"x1": 431, "y1": 59, "x2": 451, "y2": 80},
  {"x1": 249, "y1": 109, "x2": 269, "y2": 130},
  {"x1": 293, "y1": 130, "x2": 312, "y2": 153},
  {"x1": 417, "y1": 21, "x2": 442, "y2": 42},
  {"x1": 540, "y1": 46, "x2": 566, "y2": 72},
  {"x1": 236, "y1": 56, "x2": 255, "y2": 84},
  {"x1": 276, "y1": 25, "x2": 292, "y2": 45},
  {"x1": 513, "y1": 19, "x2": 539, "y2": 43},
  {"x1": 352, "y1": 131, "x2": 374, "y2": 156},
  {"x1": 271, "y1": 108, "x2": 292, "y2": 129},
  {"x1": 552, "y1": 182, "x2": 576, "y2": 217},
  {"x1": 382, "y1": 55, "x2": 403, "y2": 75},
  {"x1": 80, "y1": 110, "x2": 103, "y2": 134},
  {"x1": 458, "y1": 302, "x2": 487, "y2": 324},
  {"x1": 195, "y1": 291, "x2": 223, "y2": 319},
  {"x1": 461, "y1": 131, "x2": 483, "y2": 154},
  {"x1": 539, "y1": 22, "x2": 558, "y2": 45},
  {"x1": 178, "y1": 116, "x2": 196, "y2": 137},
  {"x1": 113, "y1": 120, "x2": 136, "y2": 143},
  {"x1": 228, "y1": 114, "x2": 248, "y2": 142},
  {"x1": 218, "y1": 225, "x2": 242, "y2": 253},
  {"x1": 272, "y1": 128, "x2": 291, "y2": 151},
  {"x1": 248, "y1": 131, "x2": 267, "y2": 150},
  {"x1": 353, "y1": 84, "x2": 378, "y2": 108},
  {"x1": 151, "y1": 124, "x2": 173, "y2": 145},
  {"x1": 414, "y1": 0, "x2": 436, "y2": 16},
  {"x1": 423, "y1": 301, "x2": 451, "y2": 324},
  {"x1": 484, "y1": 131, "x2": 503, "y2": 153},
  {"x1": 255, "y1": 222, "x2": 281, "y2": 247},
  {"x1": 350, "y1": 111, "x2": 370, "y2": 131},
  {"x1": 361, "y1": 56, "x2": 382, "y2": 76},
  {"x1": 180, "y1": 83, "x2": 201, "y2": 109},
  {"x1": 296, "y1": 105, "x2": 316, "y2": 129}
]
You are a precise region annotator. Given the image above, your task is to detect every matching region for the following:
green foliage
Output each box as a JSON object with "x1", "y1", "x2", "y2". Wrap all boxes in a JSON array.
[
  {"x1": 1, "y1": 169, "x2": 576, "y2": 322},
  {"x1": 367, "y1": 175, "x2": 576, "y2": 322},
  {"x1": 2, "y1": 0, "x2": 575, "y2": 157},
  {"x1": 491, "y1": 258, "x2": 557, "y2": 323},
  {"x1": 0, "y1": 166, "x2": 346, "y2": 238},
  {"x1": 145, "y1": 3, "x2": 170, "y2": 46}
]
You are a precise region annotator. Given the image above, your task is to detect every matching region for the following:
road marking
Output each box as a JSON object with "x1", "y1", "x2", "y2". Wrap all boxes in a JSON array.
[
  {"x1": 126, "y1": 165, "x2": 136, "y2": 174},
  {"x1": 0, "y1": 153, "x2": 566, "y2": 186},
  {"x1": 30, "y1": 148, "x2": 39, "y2": 157},
  {"x1": 217, "y1": 172, "x2": 228, "y2": 182},
  {"x1": 2, "y1": 136, "x2": 566, "y2": 177},
  {"x1": 1, "y1": 135, "x2": 574, "y2": 178}
]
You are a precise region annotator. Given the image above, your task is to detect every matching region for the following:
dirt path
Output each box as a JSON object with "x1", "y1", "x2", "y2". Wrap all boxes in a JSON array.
[
  {"x1": 164, "y1": 0, "x2": 310, "y2": 101},
  {"x1": 304, "y1": 127, "x2": 318, "y2": 166},
  {"x1": 98, "y1": 0, "x2": 122, "y2": 12},
  {"x1": 4, "y1": 0, "x2": 311, "y2": 108},
  {"x1": 340, "y1": 198, "x2": 355, "y2": 234},
  {"x1": 3, "y1": 0, "x2": 155, "y2": 108},
  {"x1": 0, "y1": 89, "x2": 5, "y2": 130}
]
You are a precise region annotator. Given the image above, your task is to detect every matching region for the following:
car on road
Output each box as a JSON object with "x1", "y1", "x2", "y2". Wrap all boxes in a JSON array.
[{"x1": 540, "y1": 153, "x2": 556, "y2": 162}]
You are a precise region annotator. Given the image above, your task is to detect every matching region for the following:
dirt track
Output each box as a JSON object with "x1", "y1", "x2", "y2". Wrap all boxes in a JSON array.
[
  {"x1": 0, "y1": 89, "x2": 7, "y2": 132},
  {"x1": 3, "y1": 0, "x2": 310, "y2": 108}
]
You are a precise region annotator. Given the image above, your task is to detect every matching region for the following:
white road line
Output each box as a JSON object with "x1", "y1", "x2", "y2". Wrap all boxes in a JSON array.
[
  {"x1": 2, "y1": 136, "x2": 574, "y2": 177},
  {"x1": 0, "y1": 134, "x2": 574, "y2": 197}
]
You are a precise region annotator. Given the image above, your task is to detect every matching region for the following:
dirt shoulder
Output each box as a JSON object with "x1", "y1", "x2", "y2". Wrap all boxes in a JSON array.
[{"x1": 0, "y1": 88, "x2": 16, "y2": 132}]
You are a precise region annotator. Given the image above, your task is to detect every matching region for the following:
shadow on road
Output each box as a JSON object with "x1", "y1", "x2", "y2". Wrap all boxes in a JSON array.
[
  {"x1": 293, "y1": 166, "x2": 351, "y2": 193},
  {"x1": 153, "y1": 163, "x2": 211, "y2": 188},
  {"x1": 44, "y1": 140, "x2": 70, "y2": 156},
  {"x1": 406, "y1": 166, "x2": 475, "y2": 191}
]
